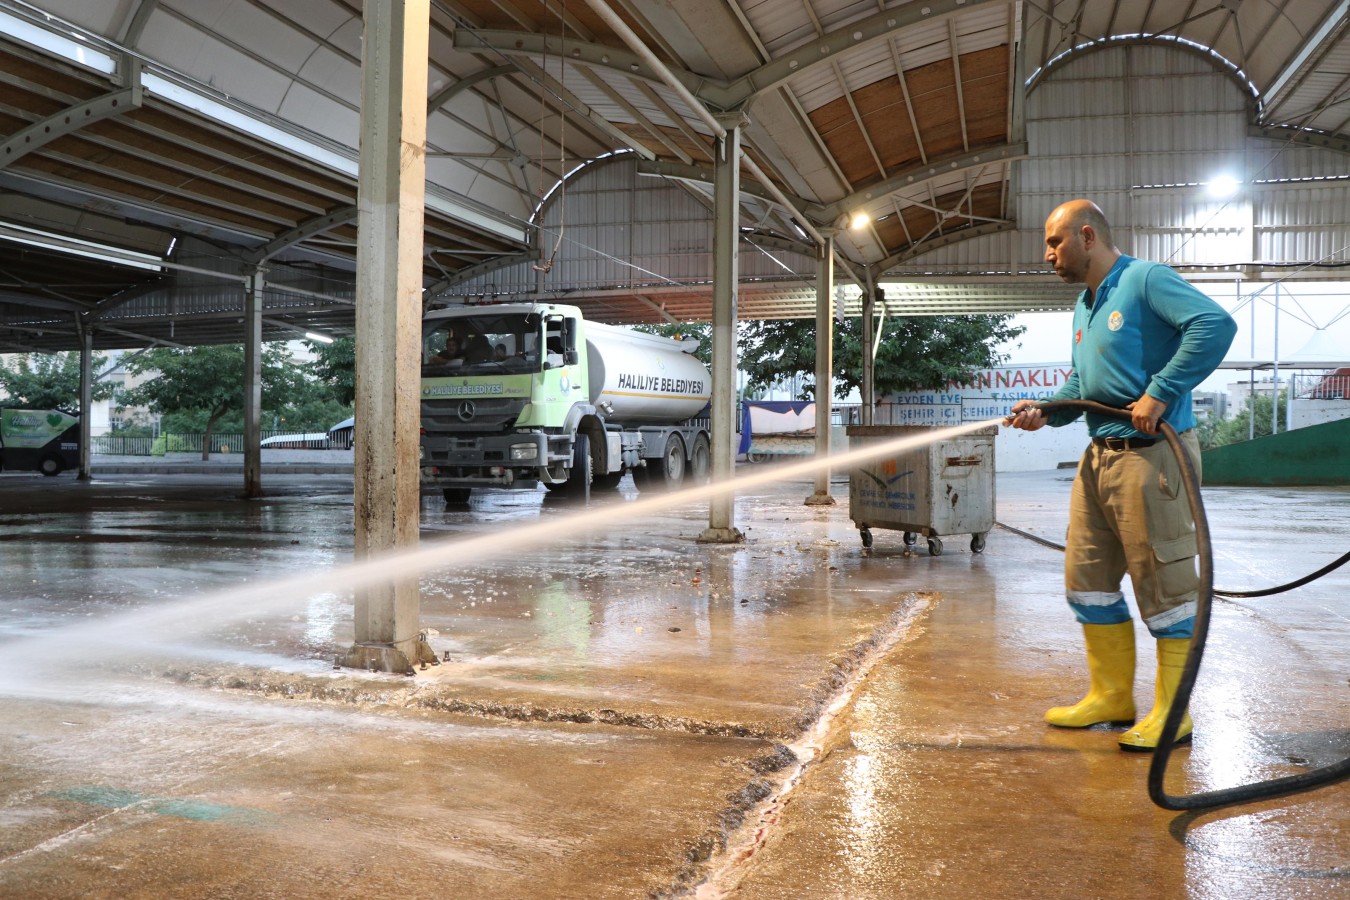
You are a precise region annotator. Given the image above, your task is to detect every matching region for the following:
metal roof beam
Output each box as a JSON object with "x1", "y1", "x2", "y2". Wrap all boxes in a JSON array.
[
  {"x1": 0, "y1": 86, "x2": 141, "y2": 170},
  {"x1": 633, "y1": 294, "x2": 679, "y2": 324},
  {"x1": 1249, "y1": 124, "x2": 1350, "y2": 156},
  {"x1": 450, "y1": 29, "x2": 705, "y2": 102},
  {"x1": 459, "y1": 0, "x2": 1008, "y2": 112},
  {"x1": 874, "y1": 221, "x2": 1017, "y2": 273},
  {"x1": 244, "y1": 206, "x2": 359, "y2": 265},
  {"x1": 574, "y1": 65, "x2": 693, "y2": 163},
  {"x1": 635, "y1": 160, "x2": 814, "y2": 214},
  {"x1": 948, "y1": 19, "x2": 970, "y2": 152},
  {"x1": 722, "y1": 0, "x2": 1009, "y2": 107},
  {"x1": 427, "y1": 65, "x2": 515, "y2": 111},
  {"x1": 425, "y1": 251, "x2": 539, "y2": 298},
  {"x1": 815, "y1": 142, "x2": 1027, "y2": 223},
  {"x1": 1262, "y1": 0, "x2": 1350, "y2": 122},
  {"x1": 509, "y1": 57, "x2": 656, "y2": 160}
]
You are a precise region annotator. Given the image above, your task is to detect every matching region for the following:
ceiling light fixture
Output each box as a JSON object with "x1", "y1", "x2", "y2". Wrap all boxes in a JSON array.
[{"x1": 1207, "y1": 174, "x2": 1240, "y2": 198}]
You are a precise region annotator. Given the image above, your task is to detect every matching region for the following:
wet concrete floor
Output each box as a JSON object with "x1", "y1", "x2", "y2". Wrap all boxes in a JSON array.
[{"x1": 0, "y1": 463, "x2": 1345, "y2": 898}]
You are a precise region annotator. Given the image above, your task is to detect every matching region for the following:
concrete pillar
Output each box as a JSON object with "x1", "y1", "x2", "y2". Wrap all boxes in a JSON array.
[
  {"x1": 341, "y1": 0, "x2": 435, "y2": 674},
  {"x1": 861, "y1": 283, "x2": 875, "y2": 426},
  {"x1": 805, "y1": 231, "x2": 835, "y2": 506},
  {"x1": 699, "y1": 112, "x2": 747, "y2": 544},
  {"x1": 243, "y1": 269, "x2": 263, "y2": 499},
  {"x1": 77, "y1": 324, "x2": 92, "y2": 481}
]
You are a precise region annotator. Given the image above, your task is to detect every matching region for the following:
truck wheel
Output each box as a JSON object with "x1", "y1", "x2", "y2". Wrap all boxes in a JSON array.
[
  {"x1": 637, "y1": 435, "x2": 685, "y2": 491},
  {"x1": 39, "y1": 454, "x2": 64, "y2": 477},
  {"x1": 687, "y1": 434, "x2": 710, "y2": 484},
  {"x1": 556, "y1": 433, "x2": 592, "y2": 501},
  {"x1": 593, "y1": 471, "x2": 624, "y2": 491}
]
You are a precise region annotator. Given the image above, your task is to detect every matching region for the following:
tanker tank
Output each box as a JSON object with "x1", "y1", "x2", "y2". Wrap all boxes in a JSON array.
[{"x1": 584, "y1": 322, "x2": 711, "y2": 424}]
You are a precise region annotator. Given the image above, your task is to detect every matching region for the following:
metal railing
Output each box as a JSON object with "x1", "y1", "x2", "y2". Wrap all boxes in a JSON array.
[
  {"x1": 91, "y1": 431, "x2": 339, "y2": 456},
  {"x1": 90, "y1": 434, "x2": 156, "y2": 456}
]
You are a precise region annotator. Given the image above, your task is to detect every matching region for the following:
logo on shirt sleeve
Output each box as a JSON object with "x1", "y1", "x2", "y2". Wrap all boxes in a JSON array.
[
  {"x1": 1108, "y1": 311, "x2": 1124, "y2": 331},
  {"x1": 1075, "y1": 328, "x2": 1082, "y2": 344}
]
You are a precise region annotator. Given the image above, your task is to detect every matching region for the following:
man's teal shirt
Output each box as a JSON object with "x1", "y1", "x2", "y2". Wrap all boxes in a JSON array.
[{"x1": 1047, "y1": 255, "x2": 1238, "y2": 438}]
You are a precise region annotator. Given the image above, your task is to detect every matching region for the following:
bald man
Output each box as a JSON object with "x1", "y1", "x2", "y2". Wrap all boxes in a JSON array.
[{"x1": 1006, "y1": 200, "x2": 1236, "y2": 751}]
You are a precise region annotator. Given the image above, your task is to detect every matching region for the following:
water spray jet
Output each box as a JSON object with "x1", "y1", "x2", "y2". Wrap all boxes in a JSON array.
[{"x1": 0, "y1": 419, "x2": 1006, "y2": 698}]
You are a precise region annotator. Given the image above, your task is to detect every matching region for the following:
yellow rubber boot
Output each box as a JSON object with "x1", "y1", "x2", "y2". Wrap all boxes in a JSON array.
[
  {"x1": 1045, "y1": 622, "x2": 1137, "y2": 728},
  {"x1": 1119, "y1": 638, "x2": 1194, "y2": 751}
]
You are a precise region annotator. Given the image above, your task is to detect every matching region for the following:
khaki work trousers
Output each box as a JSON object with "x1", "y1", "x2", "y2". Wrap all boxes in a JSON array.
[{"x1": 1065, "y1": 430, "x2": 1202, "y2": 634}]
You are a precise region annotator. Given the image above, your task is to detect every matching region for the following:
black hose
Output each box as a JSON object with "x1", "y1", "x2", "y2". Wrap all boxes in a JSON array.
[
  {"x1": 1033, "y1": 399, "x2": 1350, "y2": 811},
  {"x1": 996, "y1": 518, "x2": 1350, "y2": 599},
  {"x1": 1214, "y1": 550, "x2": 1350, "y2": 598}
]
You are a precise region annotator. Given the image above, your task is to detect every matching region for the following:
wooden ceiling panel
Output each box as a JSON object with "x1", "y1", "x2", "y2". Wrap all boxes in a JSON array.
[
  {"x1": 806, "y1": 98, "x2": 884, "y2": 186},
  {"x1": 18, "y1": 153, "x2": 282, "y2": 233},
  {"x1": 128, "y1": 106, "x2": 353, "y2": 199},
  {"x1": 41, "y1": 135, "x2": 318, "y2": 225},
  {"x1": 852, "y1": 79, "x2": 921, "y2": 172},
  {"x1": 960, "y1": 46, "x2": 1010, "y2": 145},
  {"x1": 86, "y1": 120, "x2": 346, "y2": 211},
  {"x1": 614, "y1": 123, "x2": 717, "y2": 165},
  {"x1": 0, "y1": 47, "x2": 100, "y2": 99}
]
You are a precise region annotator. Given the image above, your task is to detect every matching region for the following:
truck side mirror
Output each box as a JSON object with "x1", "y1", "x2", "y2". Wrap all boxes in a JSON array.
[{"x1": 564, "y1": 349, "x2": 579, "y2": 365}]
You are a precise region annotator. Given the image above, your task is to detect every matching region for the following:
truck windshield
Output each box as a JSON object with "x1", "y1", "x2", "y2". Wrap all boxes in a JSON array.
[{"x1": 422, "y1": 313, "x2": 540, "y2": 375}]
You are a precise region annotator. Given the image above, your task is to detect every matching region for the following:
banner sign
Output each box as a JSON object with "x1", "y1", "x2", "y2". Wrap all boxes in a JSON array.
[
  {"x1": 0, "y1": 409, "x2": 78, "y2": 448},
  {"x1": 885, "y1": 364, "x2": 1073, "y2": 424}
]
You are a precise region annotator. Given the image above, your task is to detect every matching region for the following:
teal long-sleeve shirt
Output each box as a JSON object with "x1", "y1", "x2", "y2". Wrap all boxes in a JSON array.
[{"x1": 1046, "y1": 255, "x2": 1238, "y2": 437}]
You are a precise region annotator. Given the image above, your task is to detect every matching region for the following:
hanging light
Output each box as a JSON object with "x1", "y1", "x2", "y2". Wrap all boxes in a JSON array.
[{"x1": 1207, "y1": 174, "x2": 1240, "y2": 198}]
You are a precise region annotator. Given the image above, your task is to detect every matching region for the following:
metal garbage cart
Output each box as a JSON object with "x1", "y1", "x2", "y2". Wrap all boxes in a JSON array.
[{"x1": 846, "y1": 424, "x2": 996, "y2": 556}]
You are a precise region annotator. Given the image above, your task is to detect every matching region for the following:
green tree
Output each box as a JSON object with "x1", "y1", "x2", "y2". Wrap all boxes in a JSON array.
[
  {"x1": 1203, "y1": 390, "x2": 1287, "y2": 449},
  {"x1": 0, "y1": 351, "x2": 114, "y2": 412},
  {"x1": 121, "y1": 344, "x2": 305, "y2": 460},
  {"x1": 305, "y1": 336, "x2": 356, "y2": 406},
  {"x1": 633, "y1": 322, "x2": 711, "y2": 364},
  {"x1": 737, "y1": 315, "x2": 1024, "y2": 400}
]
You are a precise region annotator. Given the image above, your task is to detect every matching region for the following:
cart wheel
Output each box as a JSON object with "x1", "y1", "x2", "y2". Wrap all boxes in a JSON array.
[
  {"x1": 903, "y1": 531, "x2": 918, "y2": 546},
  {"x1": 927, "y1": 536, "x2": 943, "y2": 557},
  {"x1": 860, "y1": 527, "x2": 873, "y2": 549},
  {"x1": 970, "y1": 533, "x2": 986, "y2": 553}
]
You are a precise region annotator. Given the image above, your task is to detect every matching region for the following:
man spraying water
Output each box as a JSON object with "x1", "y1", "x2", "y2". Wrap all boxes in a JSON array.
[{"x1": 1005, "y1": 200, "x2": 1237, "y2": 751}]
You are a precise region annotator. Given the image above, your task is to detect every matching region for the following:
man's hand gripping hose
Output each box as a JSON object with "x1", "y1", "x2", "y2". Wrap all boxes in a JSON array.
[{"x1": 1030, "y1": 399, "x2": 1349, "y2": 812}]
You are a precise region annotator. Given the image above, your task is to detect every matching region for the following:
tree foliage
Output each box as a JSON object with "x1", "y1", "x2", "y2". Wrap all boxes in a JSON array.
[
  {"x1": 632, "y1": 322, "x2": 712, "y2": 364},
  {"x1": 0, "y1": 352, "x2": 115, "y2": 411},
  {"x1": 305, "y1": 336, "x2": 356, "y2": 406},
  {"x1": 120, "y1": 344, "x2": 305, "y2": 459},
  {"x1": 737, "y1": 315, "x2": 1025, "y2": 400},
  {"x1": 1198, "y1": 390, "x2": 1286, "y2": 449}
]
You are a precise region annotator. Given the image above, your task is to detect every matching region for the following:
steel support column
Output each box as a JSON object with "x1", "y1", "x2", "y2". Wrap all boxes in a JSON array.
[
  {"x1": 805, "y1": 231, "x2": 836, "y2": 506},
  {"x1": 77, "y1": 324, "x2": 92, "y2": 481},
  {"x1": 243, "y1": 270, "x2": 264, "y2": 499},
  {"x1": 699, "y1": 113, "x2": 746, "y2": 544},
  {"x1": 341, "y1": 0, "x2": 435, "y2": 674},
  {"x1": 861, "y1": 283, "x2": 876, "y2": 426}
]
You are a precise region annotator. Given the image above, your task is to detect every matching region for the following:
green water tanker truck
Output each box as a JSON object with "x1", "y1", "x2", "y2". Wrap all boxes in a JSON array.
[{"x1": 420, "y1": 303, "x2": 712, "y2": 501}]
